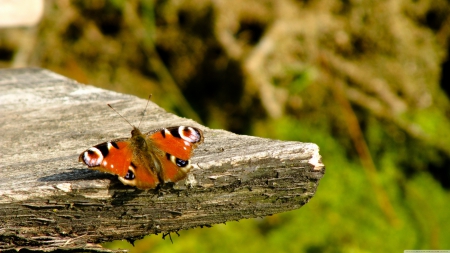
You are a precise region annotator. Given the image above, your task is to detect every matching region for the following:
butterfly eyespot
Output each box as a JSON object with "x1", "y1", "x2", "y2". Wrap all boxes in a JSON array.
[
  {"x1": 124, "y1": 170, "x2": 135, "y2": 180},
  {"x1": 163, "y1": 126, "x2": 202, "y2": 143},
  {"x1": 166, "y1": 153, "x2": 190, "y2": 167},
  {"x1": 175, "y1": 158, "x2": 189, "y2": 167},
  {"x1": 179, "y1": 126, "x2": 202, "y2": 143},
  {"x1": 82, "y1": 147, "x2": 103, "y2": 167}
]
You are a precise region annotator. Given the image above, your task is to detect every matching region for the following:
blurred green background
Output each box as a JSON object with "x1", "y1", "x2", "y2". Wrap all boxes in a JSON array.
[{"x1": 1, "y1": 0, "x2": 450, "y2": 252}]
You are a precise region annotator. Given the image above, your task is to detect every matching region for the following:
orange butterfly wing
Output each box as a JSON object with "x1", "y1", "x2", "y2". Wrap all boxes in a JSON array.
[
  {"x1": 148, "y1": 126, "x2": 203, "y2": 183},
  {"x1": 79, "y1": 139, "x2": 159, "y2": 189}
]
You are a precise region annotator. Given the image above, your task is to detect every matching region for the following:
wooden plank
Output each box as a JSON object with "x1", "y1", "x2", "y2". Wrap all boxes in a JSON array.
[{"x1": 0, "y1": 68, "x2": 325, "y2": 252}]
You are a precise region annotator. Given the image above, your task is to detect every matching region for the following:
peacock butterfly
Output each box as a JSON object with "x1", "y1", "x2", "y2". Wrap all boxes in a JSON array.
[{"x1": 78, "y1": 101, "x2": 203, "y2": 189}]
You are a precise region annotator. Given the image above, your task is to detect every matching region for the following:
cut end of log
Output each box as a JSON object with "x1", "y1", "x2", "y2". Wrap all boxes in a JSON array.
[{"x1": 309, "y1": 145, "x2": 325, "y2": 171}]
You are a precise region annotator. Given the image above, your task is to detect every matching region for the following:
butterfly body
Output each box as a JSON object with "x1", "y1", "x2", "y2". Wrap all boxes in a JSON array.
[{"x1": 79, "y1": 126, "x2": 203, "y2": 189}]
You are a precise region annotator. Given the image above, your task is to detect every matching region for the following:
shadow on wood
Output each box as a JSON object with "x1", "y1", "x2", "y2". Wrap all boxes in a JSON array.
[{"x1": 0, "y1": 68, "x2": 325, "y2": 252}]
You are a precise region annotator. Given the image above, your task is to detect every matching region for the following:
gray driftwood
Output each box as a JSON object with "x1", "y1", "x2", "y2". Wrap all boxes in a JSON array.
[{"x1": 0, "y1": 68, "x2": 325, "y2": 252}]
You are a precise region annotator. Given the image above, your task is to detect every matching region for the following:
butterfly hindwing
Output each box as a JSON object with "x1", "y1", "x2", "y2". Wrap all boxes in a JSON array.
[{"x1": 118, "y1": 159, "x2": 159, "y2": 189}]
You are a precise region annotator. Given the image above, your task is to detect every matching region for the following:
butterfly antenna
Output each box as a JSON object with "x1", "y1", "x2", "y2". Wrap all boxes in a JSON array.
[
  {"x1": 138, "y1": 94, "x2": 152, "y2": 129},
  {"x1": 108, "y1": 104, "x2": 134, "y2": 128}
]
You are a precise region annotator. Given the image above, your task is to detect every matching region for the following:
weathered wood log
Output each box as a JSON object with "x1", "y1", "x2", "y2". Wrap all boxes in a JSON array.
[{"x1": 0, "y1": 68, "x2": 325, "y2": 252}]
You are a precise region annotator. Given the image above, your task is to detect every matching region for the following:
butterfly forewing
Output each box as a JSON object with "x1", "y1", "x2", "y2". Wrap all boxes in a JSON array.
[
  {"x1": 79, "y1": 140, "x2": 131, "y2": 177},
  {"x1": 148, "y1": 126, "x2": 203, "y2": 160}
]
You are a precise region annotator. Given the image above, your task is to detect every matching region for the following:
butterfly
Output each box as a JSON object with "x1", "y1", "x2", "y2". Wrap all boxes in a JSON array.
[{"x1": 78, "y1": 103, "x2": 203, "y2": 189}]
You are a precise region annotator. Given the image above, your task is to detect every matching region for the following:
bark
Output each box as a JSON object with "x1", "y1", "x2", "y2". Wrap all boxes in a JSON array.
[{"x1": 0, "y1": 68, "x2": 325, "y2": 252}]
